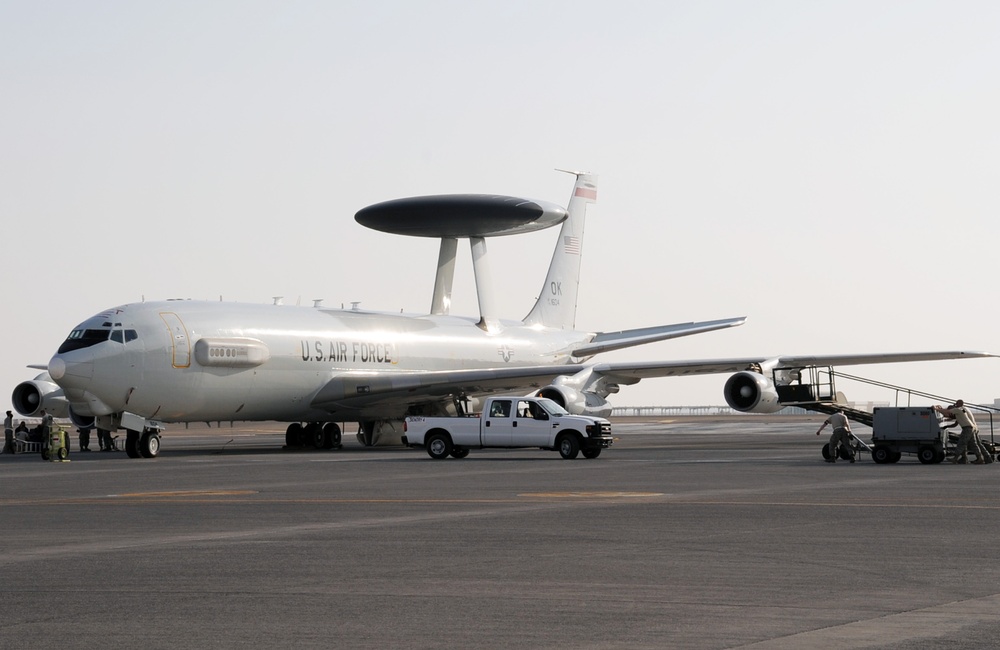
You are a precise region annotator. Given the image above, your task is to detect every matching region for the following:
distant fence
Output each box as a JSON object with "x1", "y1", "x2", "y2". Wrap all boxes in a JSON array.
[{"x1": 611, "y1": 405, "x2": 814, "y2": 417}]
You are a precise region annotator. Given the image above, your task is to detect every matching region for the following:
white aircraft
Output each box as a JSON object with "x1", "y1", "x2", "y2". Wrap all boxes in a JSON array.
[{"x1": 11, "y1": 171, "x2": 995, "y2": 458}]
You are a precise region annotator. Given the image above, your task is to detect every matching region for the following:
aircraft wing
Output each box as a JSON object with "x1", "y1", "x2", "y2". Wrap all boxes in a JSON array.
[
  {"x1": 310, "y1": 365, "x2": 588, "y2": 412},
  {"x1": 591, "y1": 351, "x2": 998, "y2": 385}
]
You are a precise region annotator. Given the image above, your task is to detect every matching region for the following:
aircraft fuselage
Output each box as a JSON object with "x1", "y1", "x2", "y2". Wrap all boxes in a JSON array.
[{"x1": 48, "y1": 300, "x2": 592, "y2": 423}]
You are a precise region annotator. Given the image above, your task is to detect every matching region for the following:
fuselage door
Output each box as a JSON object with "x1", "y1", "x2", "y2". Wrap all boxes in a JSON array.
[{"x1": 159, "y1": 312, "x2": 191, "y2": 368}]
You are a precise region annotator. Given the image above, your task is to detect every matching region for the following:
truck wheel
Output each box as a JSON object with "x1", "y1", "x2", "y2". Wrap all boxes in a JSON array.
[
  {"x1": 872, "y1": 445, "x2": 892, "y2": 464},
  {"x1": 450, "y1": 448, "x2": 469, "y2": 459},
  {"x1": 918, "y1": 446, "x2": 937, "y2": 464},
  {"x1": 558, "y1": 434, "x2": 580, "y2": 459},
  {"x1": 582, "y1": 447, "x2": 601, "y2": 459},
  {"x1": 426, "y1": 432, "x2": 452, "y2": 459}
]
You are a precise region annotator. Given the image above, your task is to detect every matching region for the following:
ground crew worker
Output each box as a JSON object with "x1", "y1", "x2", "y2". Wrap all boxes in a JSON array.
[
  {"x1": 816, "y1": 409, "x2": 855, "y2": 463},
  {"x1": 934, "y1": 400, "x2": 982, "y2": 464},
  {"x1": 3, "y1": 410, "x2": 14, "y2": 454}
]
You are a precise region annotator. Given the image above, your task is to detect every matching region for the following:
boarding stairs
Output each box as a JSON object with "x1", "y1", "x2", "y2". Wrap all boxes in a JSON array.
[{"x1": 773, "y1": 366, "x2": 997, "y2": 443}]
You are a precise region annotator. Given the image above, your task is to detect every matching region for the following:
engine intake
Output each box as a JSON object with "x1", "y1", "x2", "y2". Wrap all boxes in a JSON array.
[
  {"x1": 723, "y1": 371, "x2": 783, "y2": 414},
  {"x1": 536, "y1": 385, "x2": 612, "y2": 418},
  {"x1": 12, "y1": 374, "x2": 70, "y2": 418}
]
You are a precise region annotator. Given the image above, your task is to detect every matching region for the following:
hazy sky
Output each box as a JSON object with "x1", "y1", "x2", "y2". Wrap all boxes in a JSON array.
[{"x1": 2, "y1": 1, "x2": 998, "y2": 409}]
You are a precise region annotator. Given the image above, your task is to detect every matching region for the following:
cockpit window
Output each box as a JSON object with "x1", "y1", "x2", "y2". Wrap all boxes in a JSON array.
[
  {"x1": 109, "y1": 330, "x2": 138, "y2": 343},
  {"x1": 58, "y1": 328, "x2": 138, "y2": 352}
]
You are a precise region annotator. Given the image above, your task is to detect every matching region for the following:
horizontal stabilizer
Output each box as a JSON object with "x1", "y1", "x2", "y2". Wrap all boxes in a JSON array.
[{"x1": 573, "y1": 317, "x2": 747, "y2": 357}]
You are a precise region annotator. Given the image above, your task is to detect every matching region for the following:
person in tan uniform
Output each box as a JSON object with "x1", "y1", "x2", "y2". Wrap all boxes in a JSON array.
[
  {"x1": 934, "y1": 400, "x2": 986, "y2": 464},
  {"x1": 817, "y1": 409, "x2": 855, "y2": 463}
]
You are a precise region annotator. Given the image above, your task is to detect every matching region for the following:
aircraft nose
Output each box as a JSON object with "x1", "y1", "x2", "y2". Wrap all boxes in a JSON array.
[{"x1": 48, "y1": 351, "x2": 94, "y2": 386}]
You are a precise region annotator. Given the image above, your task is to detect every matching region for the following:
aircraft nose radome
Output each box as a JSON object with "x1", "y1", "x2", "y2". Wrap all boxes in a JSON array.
[
  {"x1": 49, "y1": 356, "x2": 66, "y2": 380},
  {"x1": 50, "y1": 353, "x2": 95, "y2": 388}
]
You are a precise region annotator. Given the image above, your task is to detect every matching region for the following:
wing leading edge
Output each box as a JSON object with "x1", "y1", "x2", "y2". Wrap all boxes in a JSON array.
[{"x1": 591, "y1": 351, "x2": 999, "y2": 385}]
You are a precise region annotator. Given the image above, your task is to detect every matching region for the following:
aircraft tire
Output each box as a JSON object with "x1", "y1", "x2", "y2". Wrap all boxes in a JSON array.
[
  {"x1": 139, "y1": 431, "x2": 160, "y2": 458},
  {"x1": 323, "y1": 423, "x2": 342, "y2": 449},
  {"x1": 285, "y1": 423, "x2": 303, "y2": 448},
  {"x1": 426, "y1": 432, "x2": 452, "y2": 459},
  {"x1": 125, "y1": 430, "x2": 141, "y2": 458},
  {"x1": 558, "y1": 434, "x2": 580, "y2": 460},
  {"x1": 306, "y1": 424, "x2": 325, "y2": 449},
  {"x1": 582, "y1": 447, "x2": 601, "y2": 459}
]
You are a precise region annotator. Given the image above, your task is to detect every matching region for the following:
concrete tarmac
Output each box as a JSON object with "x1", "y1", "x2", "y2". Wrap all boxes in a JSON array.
[{"x1": 2, "y1": 417, "x2": 1000, "y2": 649}]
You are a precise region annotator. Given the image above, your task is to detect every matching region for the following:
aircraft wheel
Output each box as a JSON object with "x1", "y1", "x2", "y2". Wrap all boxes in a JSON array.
[
  {"x1": 449, "y1": 447, "x2": 469, "y2": 459},
  {"x1": 582, "y1": 447, "x2": 601, "y2": 459},
  {"x1": 306, "y1": 423, "x2": 325, "y2": 449},
  {"x1": 426, "y1": 432, "x2": 452, "y2": 459},
  {"x1": 323, "y1": 423, "x2": 342, "y2": 449},
  {"x1": 558, "y1": 434, "x2": 580, "y2": 459},
  {"x1": 918, "y1": 445, "x2": 937, "y2": 464},
  {"x1": 285, "y1": 423, "x2": 303, "y2": 448},
  {"x1": 872, "y1": 445, "x2": 892, "y2": 464},
  {"x1": 125, "y1": 430, "x2": 141, "y2": 458},
  {"x1": 139, "y1": 430, "x2": 160, "y2": 458}
]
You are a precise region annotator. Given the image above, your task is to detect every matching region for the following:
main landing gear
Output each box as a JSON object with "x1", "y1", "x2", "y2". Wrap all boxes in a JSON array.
[{"x1": 284, "y1": 422, "x2": 343, "y2": 450}]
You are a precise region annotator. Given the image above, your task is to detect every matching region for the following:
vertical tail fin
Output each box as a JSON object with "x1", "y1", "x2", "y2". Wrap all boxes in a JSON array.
[{"x1": 523, "y1": 171, "x2": 597, "y2": 329}]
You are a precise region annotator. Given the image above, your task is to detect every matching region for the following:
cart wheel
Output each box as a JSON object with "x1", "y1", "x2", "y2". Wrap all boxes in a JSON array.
[
  {"x1": 918, "y1": 445, "x2": 937, "y2": 464},
  {"x1": 872, "y1": 445, "x2": 892, "y2": 464},
  {"x1": 838, "y1": 446, "x2": 853, "y2": 461},
  {"x1": 822, "y1": 443, "x2": 832, "y2": 460}
]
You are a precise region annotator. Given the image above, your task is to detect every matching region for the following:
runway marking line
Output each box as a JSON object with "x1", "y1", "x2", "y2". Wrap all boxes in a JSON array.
[
  {"x1": 111, "y1": 490, "x2": 258, "y2": 498},
  {"x1": 519, "y1": 491, "x2": 664, "y2": 498}
]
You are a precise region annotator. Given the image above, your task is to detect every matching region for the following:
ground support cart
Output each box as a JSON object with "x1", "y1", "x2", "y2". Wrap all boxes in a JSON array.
[{"x1": 868, "y1": 407, "x2": 949, "y2": 464}]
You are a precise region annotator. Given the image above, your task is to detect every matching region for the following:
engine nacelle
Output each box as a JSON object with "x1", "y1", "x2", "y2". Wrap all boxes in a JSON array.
[
  {"x1": 536, "y1": 385, "x2": 612, "y2": 419},
  {"x1": 723, "y1": 371, "x2": 784, "y2": 414},
  {"x1": 12, "y1": 374, "x2": 70, "y2": 418}
]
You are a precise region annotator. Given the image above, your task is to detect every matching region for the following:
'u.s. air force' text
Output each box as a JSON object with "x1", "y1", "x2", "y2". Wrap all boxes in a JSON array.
[{"x1": 300, "y1": 340, "x2": 397, "y2": 364}]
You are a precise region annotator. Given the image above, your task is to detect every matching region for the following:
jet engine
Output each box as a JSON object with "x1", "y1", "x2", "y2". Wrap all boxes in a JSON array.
[
  {"x1": 536, "y1": 385, "x2": 612, "y2": 418},
  {"x1": 12, "y1": 373, "x2": 70, "y2": 418},
  {"x1": 723, "y1": 371, "x2": 783, "y2": 414}
]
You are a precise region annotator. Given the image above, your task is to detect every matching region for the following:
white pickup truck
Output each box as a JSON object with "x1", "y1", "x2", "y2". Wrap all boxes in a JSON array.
[{"x1": 403, "y1": 396, "x2": 613, "y2": 459}]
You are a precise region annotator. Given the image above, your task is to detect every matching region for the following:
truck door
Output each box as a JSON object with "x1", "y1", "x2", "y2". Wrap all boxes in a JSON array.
[
  {"x1": 481, "y1": 399, "x2": 514, "y2": 446},
  {"x1": 513, "y1": 399, "x2": 554, "y2": 447}
]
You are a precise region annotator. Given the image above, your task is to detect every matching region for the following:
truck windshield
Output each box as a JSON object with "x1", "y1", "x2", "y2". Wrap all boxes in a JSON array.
[{"x1": 537, "y1": 398, "x2": 570, "y2": 417}]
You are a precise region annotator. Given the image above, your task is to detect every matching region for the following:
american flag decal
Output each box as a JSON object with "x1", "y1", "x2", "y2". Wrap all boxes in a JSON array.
[
  {"x1": 563, "y1": 236, "x2": 581, "y2": 255},
  {"x1": 574, "y1": 186, "x2": 597, "y2": 200}
]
